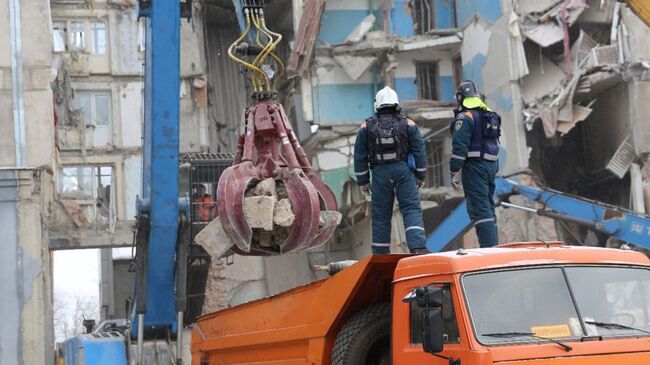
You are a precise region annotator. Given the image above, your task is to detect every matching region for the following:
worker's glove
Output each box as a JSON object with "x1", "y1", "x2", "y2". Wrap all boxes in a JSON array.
[
  {"x1": 359, "y1": 183, "x2": 371, "y2": 195},
  {"x1": 416, "y1": 179, "x2": 426, "y2": 189},
  {"x1": 450, "y1": 171, "x2": 461, "y2": 191}
]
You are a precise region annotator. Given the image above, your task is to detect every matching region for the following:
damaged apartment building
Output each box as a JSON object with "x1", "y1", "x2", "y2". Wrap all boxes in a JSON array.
[
  {"x1": 47, "y1": 0, "x2": 210, "y2": 320},
  {"x1": 28, "y1": 0, "x2": 650, "y2": 331},
  {"x1": 284, "y1": 0, "x2": 650, "y2": 247}
]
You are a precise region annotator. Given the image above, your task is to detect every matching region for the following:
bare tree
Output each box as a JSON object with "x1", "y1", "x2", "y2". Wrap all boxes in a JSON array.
[{"x1": 53, "y1": 291, "x2": 100, "y2": 343}]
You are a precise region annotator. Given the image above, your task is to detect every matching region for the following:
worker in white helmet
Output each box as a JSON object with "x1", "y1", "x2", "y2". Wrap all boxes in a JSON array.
[{"x1": 353, "y1": 86, "x2": 429, "y2": 254}]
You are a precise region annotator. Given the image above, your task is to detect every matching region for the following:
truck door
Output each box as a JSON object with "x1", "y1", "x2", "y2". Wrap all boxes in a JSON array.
[{"x1": 393, "y1": 278, "x2": 467, "y2": 364}]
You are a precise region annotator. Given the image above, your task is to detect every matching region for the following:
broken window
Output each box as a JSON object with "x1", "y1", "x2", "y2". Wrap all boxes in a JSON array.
[
  {"x1": 425, "y1": 138, "x2": 444, "y2": 187},
  {"x1": 416, "y1": 61, "x2": 439, "y2": 100},
  {"x1": 53, "y1": 21, "x2": 67, "y2": 52},
  {"x1": 91, "y1": 21, "x2": 107, "y2": 55},
  {"x1": 51, "y1": 19, "x2": 108, "y2": 54},
  {"x1": 95, "y1": 166, "x2": 113, "y2": 218},
  {"x1": 69, "y1": 21, "x2": 86, "y2": 51},
  {"x1": 412, "y1": 0, "x2": 435, "y2": 34},
  {"x1": 59, "y1": 166, "x2": 94, "y2": 198},
  {"x1": 74, "y1": 91, "x2": 112, "y2": 146},
  {"x1": 58, "y1": 165, "x2": 115, "y2": 223}
]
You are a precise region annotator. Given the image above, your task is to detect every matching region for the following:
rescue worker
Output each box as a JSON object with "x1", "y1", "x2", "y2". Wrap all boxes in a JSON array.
[
  {"x1": 449, "y1": 80, "x2": 500, "y2": 247},
  {"x1": 193, "y1": 184, "x2": 215, "y2": 222},
  {"x1": 354, "y1": 86, "x2": 429, "y2": 254}
]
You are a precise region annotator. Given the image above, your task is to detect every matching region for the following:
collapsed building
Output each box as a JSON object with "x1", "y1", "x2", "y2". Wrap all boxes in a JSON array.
[{"x1": 1, "y1": 0, "x2": 649, "y2": 361}]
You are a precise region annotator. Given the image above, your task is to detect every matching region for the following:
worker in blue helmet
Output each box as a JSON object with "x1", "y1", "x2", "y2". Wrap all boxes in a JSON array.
[
  {"x1": 449, "y1": 80, "x2": 501, "y2": 247},
  {"x1": 354, "y1": 86, "x2": 429, "y2": 254}
]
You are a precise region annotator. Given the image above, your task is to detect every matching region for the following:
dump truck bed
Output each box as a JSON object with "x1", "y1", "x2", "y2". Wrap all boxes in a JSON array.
[{"x1": 191, "y1": 255, "x2": 405, "y2": 365}]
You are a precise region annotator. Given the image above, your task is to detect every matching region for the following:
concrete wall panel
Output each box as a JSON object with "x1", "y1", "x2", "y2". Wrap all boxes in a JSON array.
[
  {"x1": 109, "y1": 9, "x2": 142, "y2": 76},
  {"x1": 20, "y1": 0, "x2": 53, "y2": 68},
  {"x1": 124, "y1": 156, "x2": 142, "y2": 220},
  {"x1": 319, "y1": 10, "x2": 370, "y2": 44},
  {"x1": 455, "y1": 0, "x2": 502, "y2": 26},
  {"x1": 631, "y1": 81, "x2": 650, "y2": 155},
  {"x1": 119, "y1": 82, "x2": 144, "y2": 148},
  {"x1": 312, "y1": 83, "x2": 375, "y2": 124},
  {"x1": 391, "y1": 0, "x2": 414, "y2": 37},
  {"x1": 23, "y1": 90, "x2": 55, "y2": 167}
]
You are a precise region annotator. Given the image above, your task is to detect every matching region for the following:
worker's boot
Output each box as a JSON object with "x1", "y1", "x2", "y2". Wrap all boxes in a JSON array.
[{"x1": 410, "y1": 248, "x2": 431, "y2": 255}]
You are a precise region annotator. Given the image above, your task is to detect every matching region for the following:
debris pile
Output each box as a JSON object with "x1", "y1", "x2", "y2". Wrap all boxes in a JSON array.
[
  {"x1": 244, "y1": 178, "x2": 342, "y2": 251},
  {"x1": 519, "y1": 0, "x2": 647, "y2": 139}
]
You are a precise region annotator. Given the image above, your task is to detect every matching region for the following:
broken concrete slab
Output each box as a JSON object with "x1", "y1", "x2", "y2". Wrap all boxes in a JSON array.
[
  {"x1": 254, "y1": 178, "x2": 277, "y2": 197},
  {"x1": 397, "y1": 34, "x2": 462, "y2": 52},
  {"x1": 333, "y1": 55, "x2": 376, "y2": 81},
  {"x1": 194, "y1": 216, "x2": 235, "y2": 259},
  {"x1": 273, "y1": 198, "x2": 295, "y2": 227},
  {"x1": 244, "y1": 195, "x2": 276, "y2": 231},
  {"x1": 556, "y1": 104, "x2": 593, "y2": 135},
  {"x1": 319, "y1": 210, "x2": 343, "y2": 228},
  {"x1": 344, "y1": 14, "x2": 376, "y2": 43},
  {"x1": 521, "y1": 56, "x2": 566, "y2": 104},
  {"x1": 524, "y1": 21, "x2": 565, "y2": 47}
]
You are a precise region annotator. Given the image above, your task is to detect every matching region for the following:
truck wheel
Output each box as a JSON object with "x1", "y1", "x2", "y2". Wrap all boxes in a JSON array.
[{"x1": 332, "y1": 303, "x2": 391, "y2": 365}]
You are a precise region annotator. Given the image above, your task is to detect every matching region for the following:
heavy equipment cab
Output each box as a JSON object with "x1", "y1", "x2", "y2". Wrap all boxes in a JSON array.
[{"x1": 192, "y1": 243, "x2": 650, "y2": 364}]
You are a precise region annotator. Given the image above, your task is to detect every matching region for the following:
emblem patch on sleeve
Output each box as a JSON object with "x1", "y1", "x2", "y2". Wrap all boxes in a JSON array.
[{"x1": 454, "y1": 120, "x2": 463, "y2": 131}]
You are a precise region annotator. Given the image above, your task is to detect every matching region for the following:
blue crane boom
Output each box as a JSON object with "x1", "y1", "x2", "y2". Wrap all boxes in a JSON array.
[{"x1": 426, "y1": 177, "x2": 650, "y2": 252}]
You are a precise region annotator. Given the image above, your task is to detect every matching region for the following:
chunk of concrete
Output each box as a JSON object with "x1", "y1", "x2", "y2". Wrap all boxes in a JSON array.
[
  {"x1": 254, "y1": 178, "x2": 277, "y2": 197},
  {"x1": 319, "y1": 210, "x2": 343, "y2": 228},
  {"x1": 273, "y1": 198, "x2": 295, "y2": 227},
  {"x1": 344, "y1": 14, "x2": 376, "y2": 43},
  {"x1": 245, "y1": 196, "x2": 276, "y2": 231},
  {"x1": 194, "y1": 217, "x2": 235, "y2": 259}
]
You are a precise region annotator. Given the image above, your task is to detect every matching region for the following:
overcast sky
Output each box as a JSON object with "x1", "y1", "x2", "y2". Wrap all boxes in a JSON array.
[{"x1": 53, "y1": 249, "x2": 100, "y2": 301}]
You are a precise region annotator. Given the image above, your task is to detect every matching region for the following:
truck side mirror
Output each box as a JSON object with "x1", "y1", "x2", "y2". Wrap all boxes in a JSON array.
[
  {"x1": 402, "y1": 286, "x2": 443, "y2": 307},
  {"x1": 416, "y1": 286, "x2": 443, "y2": 308},
  {"x1": 403, "y1": 286, "x2": 446, "y2": 354},
  {"x1": 422, "y1": 308, "x2": 444, "y2": 354}
]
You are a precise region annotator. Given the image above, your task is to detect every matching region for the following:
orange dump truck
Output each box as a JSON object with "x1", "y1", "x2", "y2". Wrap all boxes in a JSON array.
[{"x1": 192, "y1": 243, "x2": 650, "y2": 364}]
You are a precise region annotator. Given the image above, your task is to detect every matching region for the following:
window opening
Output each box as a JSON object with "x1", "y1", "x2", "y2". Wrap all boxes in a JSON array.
[
  {"x1": 425, "y1": 138, "x2": 444, "y2": 187},
  {"x1": 416, "y1": 61, "x2": 439, "y2": 101}
]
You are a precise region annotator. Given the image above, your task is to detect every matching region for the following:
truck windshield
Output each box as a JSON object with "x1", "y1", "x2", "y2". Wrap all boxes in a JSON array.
[{"x1": 463, "y1": 266, "x2": 650, "y2": 345}]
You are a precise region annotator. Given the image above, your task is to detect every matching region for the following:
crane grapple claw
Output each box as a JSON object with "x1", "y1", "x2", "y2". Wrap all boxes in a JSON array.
[{"x1": 216, "y1": 101, "x2": 340, "y2": 255}]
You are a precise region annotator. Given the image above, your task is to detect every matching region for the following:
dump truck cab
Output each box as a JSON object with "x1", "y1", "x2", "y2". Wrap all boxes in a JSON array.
[
  {"x1": 393, "y1": 242, "x2": 650, "y2": 364},
  {"x1": 192, "y1": 243, "x2": 650, "y2": 364}
]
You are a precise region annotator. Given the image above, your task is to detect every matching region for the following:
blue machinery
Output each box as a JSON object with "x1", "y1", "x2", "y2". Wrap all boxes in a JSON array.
[{"x1": 426, "y1": 176, "x2": 650, "y2": 252}]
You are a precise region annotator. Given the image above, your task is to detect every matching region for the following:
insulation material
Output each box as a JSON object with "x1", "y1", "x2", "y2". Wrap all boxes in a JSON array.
[{"x1": 344, "y1": 14, "x2": 376, "y2": 43}]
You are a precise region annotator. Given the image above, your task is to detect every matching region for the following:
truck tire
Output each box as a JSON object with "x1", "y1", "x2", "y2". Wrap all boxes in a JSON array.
[{"x1": 332, "y1": 303, "x2": 391, "y2": 365}]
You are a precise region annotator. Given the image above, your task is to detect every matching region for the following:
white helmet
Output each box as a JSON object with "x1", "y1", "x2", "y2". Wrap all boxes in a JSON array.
[{"x1": 374, "y1": 86, "x2": 399, "y2": 111}]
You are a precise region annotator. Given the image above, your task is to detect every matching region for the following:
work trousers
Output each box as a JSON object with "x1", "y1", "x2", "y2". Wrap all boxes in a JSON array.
[
  {"x1": 370, "y1": 162, "x2": 426, "y2": 254},
  {"x1": 462, "y1": 159, "x2": 499, "y2": 247}
]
